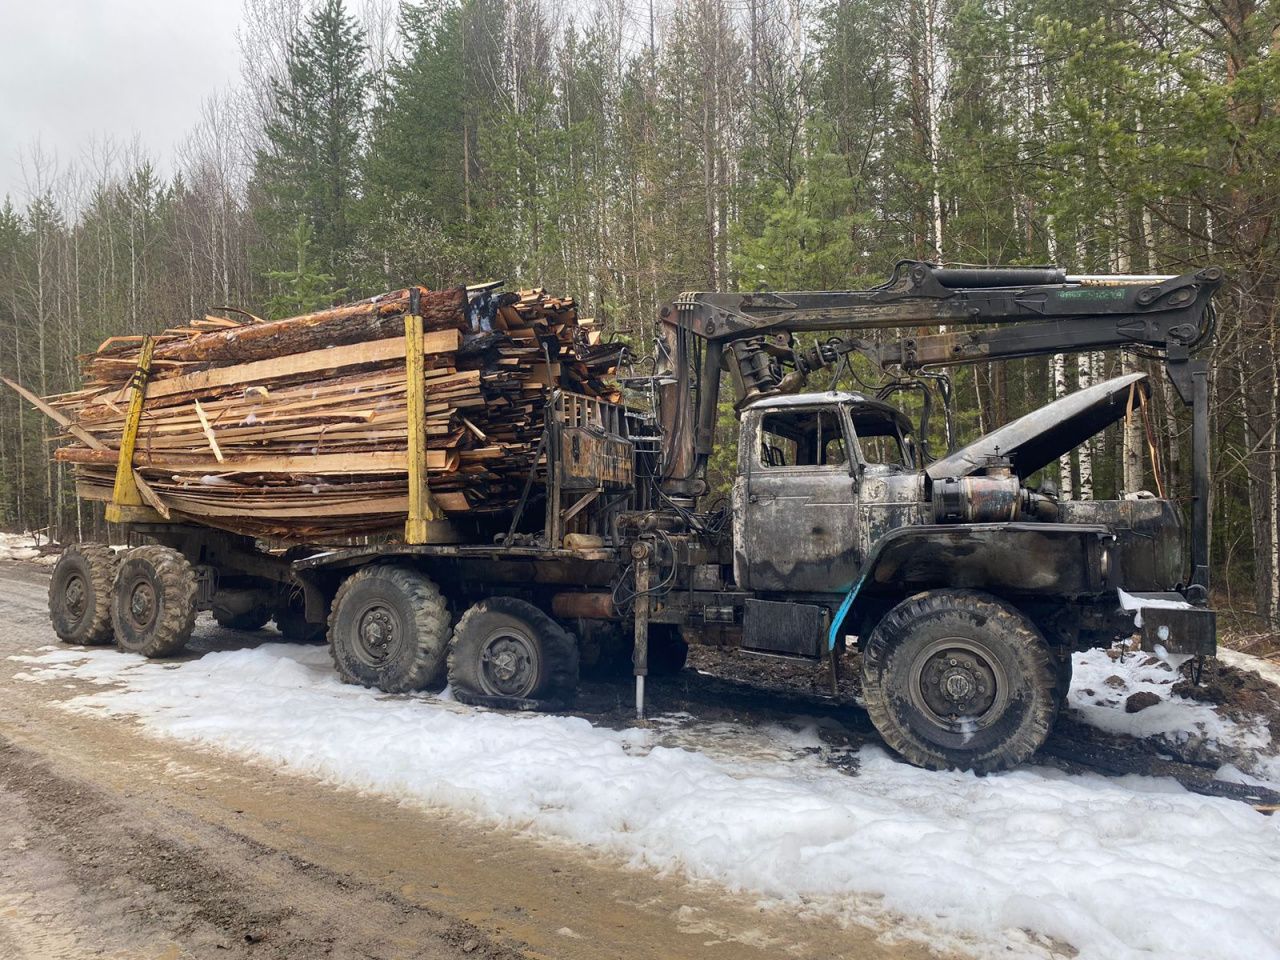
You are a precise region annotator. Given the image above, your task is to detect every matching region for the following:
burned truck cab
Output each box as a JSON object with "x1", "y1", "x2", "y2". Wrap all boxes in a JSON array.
[
  {"x1": 731, "y1": 391, "x2": 922, "y2": 595},
  {"x1": 729, "y1": 374, "x2": 1214, "y2": 665}
]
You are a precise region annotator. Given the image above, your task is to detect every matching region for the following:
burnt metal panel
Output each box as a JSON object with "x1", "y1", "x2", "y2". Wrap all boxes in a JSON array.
[
  {"x1": 863, "y1": 523, "x2": 1110, "y2": 597},
  {"x1": 1139, "y1": 606, "x2": 1216, "y2": 657},
  {"x1": 743, "y1": 598, "x2": 827, "y2": 658},
  {"x1": 560, "y1": 426, "x2": 633, "y2": 489},
  {"x1": 926, "y1": 373, "x2": 1147, "y2": 481}
]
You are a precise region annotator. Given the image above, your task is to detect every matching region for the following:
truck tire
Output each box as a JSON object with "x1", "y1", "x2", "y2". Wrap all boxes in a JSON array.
[
  {"x1": 861, "y1": 589, "x2": 1057, "y2": 773},
  {"x1": 448, "y1": 597, "x2": 578, "y2": 708},
  {"x1": 328, "y1": 564, "x2": 448, "y2": 692},
  {"x1": 111, "y1": 545, "x2": 198, "y2": 658},
  {"x1": 48, "y1": 543, "x2": 117, "y2": 645},
  {"x1": 212, "y1": 598, "x2": 272, "y2": 631},
  {"x1": 274, "y1": 601, "x2": 328, "y2": 644}
]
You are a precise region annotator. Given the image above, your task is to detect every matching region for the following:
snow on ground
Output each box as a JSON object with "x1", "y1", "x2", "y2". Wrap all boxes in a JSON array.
[
  {"x1": 1220, "y1": 648, "x2": 1280, "y2": 689},
  {"x1": 11, "y1": 642, "x2": 1280, "y2": 960},
  {"x1": 0, "y1": 531, "x2": 46, "y2": 563},
  {"x1": 1071, "y1": 644, "x2": 1280, "y2": 788}
]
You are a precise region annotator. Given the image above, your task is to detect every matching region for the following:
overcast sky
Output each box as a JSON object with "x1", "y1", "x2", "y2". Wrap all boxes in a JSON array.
[{"x1": 0, "y1": 0, "x2": 244, "y2": 201}]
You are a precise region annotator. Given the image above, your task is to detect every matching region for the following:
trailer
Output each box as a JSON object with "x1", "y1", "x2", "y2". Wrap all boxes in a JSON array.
[{"x1": 31, "y1": 261, "x2": 1224, "y2": 773}]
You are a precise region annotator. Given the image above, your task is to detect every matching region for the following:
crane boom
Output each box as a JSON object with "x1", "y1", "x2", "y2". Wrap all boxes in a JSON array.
[{"x1": 655, "y1": 260, "x2": 1223, "y2": 596}]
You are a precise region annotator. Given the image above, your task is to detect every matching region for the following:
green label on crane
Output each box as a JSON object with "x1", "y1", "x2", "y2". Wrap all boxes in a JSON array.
[{"x1": 1058, "y1": 288, "x2": 1128, "y2": 300}]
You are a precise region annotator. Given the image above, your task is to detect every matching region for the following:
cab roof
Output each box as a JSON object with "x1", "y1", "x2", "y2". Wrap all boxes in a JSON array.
[{"x1": 744, "y1": 391, "x2": 914, "y2": 432}]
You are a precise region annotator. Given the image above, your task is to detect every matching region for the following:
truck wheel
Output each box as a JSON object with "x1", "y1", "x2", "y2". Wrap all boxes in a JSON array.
[
  {"x1": 274, "y1": 600, "x2": 328, "y2": 644},
  {"x1": 328, "y1": 564, "x2": 448, "y2": 692},
  {"x1": 212, "y1": 597, "x2": 272, "y2": 631},
  {"x1": 111, "y1": 545, "x2": 198, "y2": 658},
  {"x1": 448, "y1": 597, "x2": 578, "y2": 708},
  {"x1": 48, "y1": 543, "x2": 117, "y2": 645},
  {"x1": 861, "y1": 590, "x2": 1057, "y2": 773}
]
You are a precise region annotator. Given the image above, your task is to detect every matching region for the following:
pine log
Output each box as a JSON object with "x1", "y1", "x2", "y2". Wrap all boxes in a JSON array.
[{"x1": 86, "y1": 287, "x2": 467, "y2": 377}]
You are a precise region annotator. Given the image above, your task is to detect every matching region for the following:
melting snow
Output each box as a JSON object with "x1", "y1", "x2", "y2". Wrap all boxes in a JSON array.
[
  {"x1": 10, "y1": 642, "x2": 1280, "y2": 960},
  {"x1": 1070, "y1": 645, "x2": 1280, "y2": 788},
  {"x1": 0, "y1": 531, "x2": 42, "y2": 563}
]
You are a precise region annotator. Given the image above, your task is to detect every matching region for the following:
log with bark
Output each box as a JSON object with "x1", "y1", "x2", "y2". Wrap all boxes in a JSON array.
[{"x1": 31, "y1": 283, "x2": 626, "y2": 543}]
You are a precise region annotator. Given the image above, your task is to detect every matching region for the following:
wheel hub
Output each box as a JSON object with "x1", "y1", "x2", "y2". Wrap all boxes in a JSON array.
[
  {"x1": 65, "y1": 575, "x2": 87, "y2": 620},
  {"x1": 356, "y1": 606, "x2": 398, "y2": 664},
  {"x1": 479, "y1": 633, "x2": 538, "y2": 697},
  {"x1": 911, "y1": 639, "x2": 1004, "y2": 729},
  {"x1": 128, "y1": 580, "x2": 157, "y2": 629}
]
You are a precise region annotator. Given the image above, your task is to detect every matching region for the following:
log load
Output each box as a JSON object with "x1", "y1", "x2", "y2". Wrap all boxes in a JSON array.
[{"x1": 41, "y1": 283, "x2": 626, "y2": 543}]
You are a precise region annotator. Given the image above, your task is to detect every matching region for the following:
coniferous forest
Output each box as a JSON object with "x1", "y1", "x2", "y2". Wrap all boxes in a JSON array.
[{"x1": 0, "y1": 0, "x2": 1276, "y2": 632}]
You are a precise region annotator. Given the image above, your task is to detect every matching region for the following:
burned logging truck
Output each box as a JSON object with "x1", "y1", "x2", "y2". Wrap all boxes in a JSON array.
[{"x1": 22, "y1": 260, "x2": 1224, "y2": 772}]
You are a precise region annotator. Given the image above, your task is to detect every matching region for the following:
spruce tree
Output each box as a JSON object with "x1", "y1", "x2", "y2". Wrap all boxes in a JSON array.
[{"x1": 253, "y1": 0, "x2": 370, "y2": 290}]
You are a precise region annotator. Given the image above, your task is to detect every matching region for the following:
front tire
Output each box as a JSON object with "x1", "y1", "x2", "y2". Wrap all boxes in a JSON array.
[
  {"x1": 861, "y1": 589, "x2": 1057, "y2": 773},
  {"x1": 448, "y1": 597, "x2": 578, "y2": 707},
  {"x1": 328, "y1": 564, "x2": 449, "y2": 692},
  {"x1": 111, "y1": 545, "x2": 198, "y2": 658},
  {"x1": 48, "y1": 543, "x2": 117, "y2": 645}
]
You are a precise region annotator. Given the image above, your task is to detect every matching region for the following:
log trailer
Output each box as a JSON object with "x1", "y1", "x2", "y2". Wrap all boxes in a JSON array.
[{"x1": 42, "y1": 260, "x2": 1224, "y2": 772}]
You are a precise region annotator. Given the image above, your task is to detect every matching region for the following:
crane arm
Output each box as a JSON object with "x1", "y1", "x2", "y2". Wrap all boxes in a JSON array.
[{"x1": 655, "y1": 260, "x2": 1222, "y2": 595}]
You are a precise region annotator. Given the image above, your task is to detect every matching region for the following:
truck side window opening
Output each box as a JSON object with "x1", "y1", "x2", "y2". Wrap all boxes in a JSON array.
[
  {"x1": 851, "y1": 412, "x2": 909, "y2": 469},
  {"x1": 759, "y1": 410, "x2": 847, "y2": 468}
]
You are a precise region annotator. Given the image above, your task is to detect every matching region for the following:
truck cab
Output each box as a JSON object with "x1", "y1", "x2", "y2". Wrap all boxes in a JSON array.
[{"x1": 732, "y1": 391, "x2": 921, "y2": 594}]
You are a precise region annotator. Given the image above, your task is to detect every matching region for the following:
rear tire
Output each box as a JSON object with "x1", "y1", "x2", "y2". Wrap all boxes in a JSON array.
[
  {"x1": 274, "y1": 601, "x2": 327, "y2": 644},
  {"x1": 212, "y1": 600, "x2": 272, "y2": 632},
  {"x1": 48, "y1": 543, "x2": 117, "y2": 645},
  {"x1": 328, "y1": 564, "x2": 449, "y2": 692},
  {"x1": 861, "y1": 589, "x2": 1057, "y2": 773},
  {"x1": 449, "y1": 597, "x2": 578, "y2": 708},
  {"x1": 111, "y1": 545, "x2": 198, "y2": 658}
]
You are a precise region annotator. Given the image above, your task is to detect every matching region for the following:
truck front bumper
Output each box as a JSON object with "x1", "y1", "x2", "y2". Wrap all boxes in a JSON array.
[{"x1": 1121, "y1": 590, "x2": 1217, "y2": 657}]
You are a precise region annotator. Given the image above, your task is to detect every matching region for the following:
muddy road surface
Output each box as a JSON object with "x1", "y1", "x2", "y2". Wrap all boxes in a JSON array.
[{"x1": 0, "y1": 563, "x2": 953, "y2": 960}]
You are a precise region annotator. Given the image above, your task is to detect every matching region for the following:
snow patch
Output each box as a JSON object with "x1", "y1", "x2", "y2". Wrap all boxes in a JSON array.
[
  {"x1": 11, "y1": 643, "x2": 1280, "y2": 960},
  {"x1": 1117, "y1": 587, "x2": 1190, "y2": 629},
  {"x1": 1069, "y1": 645, "x2": 1280, "y2": 787},
  {"x1": 0, "y1": 531, "x2": 44, "y2": 563}
]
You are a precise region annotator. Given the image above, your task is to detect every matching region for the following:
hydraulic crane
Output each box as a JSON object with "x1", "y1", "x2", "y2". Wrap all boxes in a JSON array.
[{"x1": 655, "y1": 260, "x2": 1222, "y2": 598}]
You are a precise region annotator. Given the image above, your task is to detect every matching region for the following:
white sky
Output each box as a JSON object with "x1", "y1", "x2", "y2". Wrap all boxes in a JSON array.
[{"x1": 0, "y1": 0, "x2": 243, "y2": 201}]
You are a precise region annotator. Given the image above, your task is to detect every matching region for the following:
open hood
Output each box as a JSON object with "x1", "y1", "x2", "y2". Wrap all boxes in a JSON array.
[{"x1": 926, "y1": 373, "x2": 1148, "y2": 481}]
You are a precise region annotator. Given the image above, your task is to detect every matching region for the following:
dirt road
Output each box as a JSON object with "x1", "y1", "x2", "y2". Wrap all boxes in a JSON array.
[{"x1": 0, "y1": 563, "x2": 947, "y2": 960}]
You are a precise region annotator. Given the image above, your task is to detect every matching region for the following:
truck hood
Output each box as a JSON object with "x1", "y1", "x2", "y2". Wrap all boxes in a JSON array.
[{"x1": 926, "y1": 372, "x2": 1148, "y2": 481}]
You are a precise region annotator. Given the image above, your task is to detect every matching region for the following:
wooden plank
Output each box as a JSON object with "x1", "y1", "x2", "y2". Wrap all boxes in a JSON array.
[
  {"x1": 105, "y1": 328, "x2": 463, "y2": 404},
  {"x1": 192, "y1": 399, "x2": 225, "y2": 463},
  {"x1": 58, "y1": 449, "x2": 452, "y2": 474}
]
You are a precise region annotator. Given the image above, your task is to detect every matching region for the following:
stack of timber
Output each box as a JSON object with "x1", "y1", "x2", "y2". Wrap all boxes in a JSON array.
[{"x1": 33, "y1": 283, "x2": 624, "y2": 543}]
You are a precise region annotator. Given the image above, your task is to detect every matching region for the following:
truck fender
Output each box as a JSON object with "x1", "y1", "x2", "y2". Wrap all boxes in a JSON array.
[{"x1": 827, "y1": 522, "x2": 1114, "y2": 649}]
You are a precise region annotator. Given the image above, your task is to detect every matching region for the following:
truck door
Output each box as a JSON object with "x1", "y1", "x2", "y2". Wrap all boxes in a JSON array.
[{"x1": 734, "y1": 404, "x2": 861, "y2": 593}]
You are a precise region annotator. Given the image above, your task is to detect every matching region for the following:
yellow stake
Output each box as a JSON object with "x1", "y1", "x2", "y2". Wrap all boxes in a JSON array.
[
  {"x1": 106, "y1": 335, "x2": 159, "y2": 524},
  {"x1": 403, "y1": 313, "x2": 454, "y2": 544}
]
